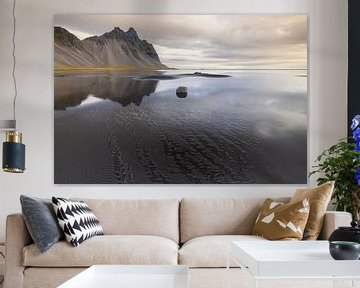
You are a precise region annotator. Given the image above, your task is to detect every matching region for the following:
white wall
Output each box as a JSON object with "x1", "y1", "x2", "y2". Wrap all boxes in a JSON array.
[{"x1": 0, "y1": 0, "x2": 348, "y2": 242}]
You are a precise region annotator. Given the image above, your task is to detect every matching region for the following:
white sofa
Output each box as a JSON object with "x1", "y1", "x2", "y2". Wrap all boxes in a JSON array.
[{"x1": 4, "y1": 198, "x2": 352, "y2": 288}]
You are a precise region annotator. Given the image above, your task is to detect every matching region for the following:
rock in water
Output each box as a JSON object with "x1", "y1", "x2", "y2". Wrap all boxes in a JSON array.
[{"x1": 176, "y1": 86, "x2": 188, "y2": 98}]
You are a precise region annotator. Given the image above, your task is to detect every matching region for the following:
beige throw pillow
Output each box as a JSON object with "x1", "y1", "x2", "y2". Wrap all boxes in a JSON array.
[
  {"x1": 252, "y1": 198, "x2": 310, "y2": 240},
  {"x1": 289, "y1": 181, "x2": 334, "y2": 240}
]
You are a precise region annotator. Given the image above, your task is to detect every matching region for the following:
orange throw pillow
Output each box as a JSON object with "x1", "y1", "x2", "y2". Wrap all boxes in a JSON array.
[
  {"x1": 252, "y1": 198, "x2": 310, "y2": 240},
  {"x1": 289, "y1": 181, "x2": 334, "y2": 240}
]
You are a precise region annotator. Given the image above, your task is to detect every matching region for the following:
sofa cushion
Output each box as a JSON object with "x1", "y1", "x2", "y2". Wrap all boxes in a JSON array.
[
  {"x1": 24, "y1": 268, "x2": 86, "y2": 288},
  {"x1": 23, "y1": 235, "x2": 178, "y2": 267},
  {"x1": 180, "y1": 198, "x2": 288, "y2": 243},
  {"x1": 179, "y1": 235, "x2": 267, "y2": 268},
  {"x1": 72, "y1": 199, "x2": 179, "y2": 243}
]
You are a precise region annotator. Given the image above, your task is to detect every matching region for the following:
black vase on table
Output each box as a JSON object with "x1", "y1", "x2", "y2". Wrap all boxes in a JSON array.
[{"x1": 329, "y1": 241, "x2": 360, "y2": 260}]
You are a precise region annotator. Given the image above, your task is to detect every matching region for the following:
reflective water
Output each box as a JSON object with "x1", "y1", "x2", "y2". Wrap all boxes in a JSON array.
[{"x1": 54, "y1": 70, "x2": 307, "y2": 184}]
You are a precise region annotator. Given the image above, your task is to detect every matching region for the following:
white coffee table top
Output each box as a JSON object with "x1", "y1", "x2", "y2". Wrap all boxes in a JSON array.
[
  {"x1": 231, "y1": 241, "x2": 360, "y2": 278},
  {"x1": 57, "y1": 265, "x2": 189, "y2": 288}
]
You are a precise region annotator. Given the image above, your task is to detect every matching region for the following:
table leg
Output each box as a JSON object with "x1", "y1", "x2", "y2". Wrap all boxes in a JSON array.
[
  {"x1": 252, "y1": 278, "x2": 258, "y2": 288},
  {"x1": 226, "y1": 251, "x2": 230, "y2": 288}
]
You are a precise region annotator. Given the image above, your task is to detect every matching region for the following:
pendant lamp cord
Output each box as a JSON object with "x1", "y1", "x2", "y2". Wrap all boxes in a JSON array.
[{"x1": 11, "y1": 0, "x2": 17, "y2": 130}]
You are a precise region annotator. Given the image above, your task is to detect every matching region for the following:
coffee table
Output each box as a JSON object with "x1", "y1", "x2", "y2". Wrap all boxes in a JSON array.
[
  {"x1": 228, "y1": 241, "x2": 360, "y2": 288},
  {"x1": 57, "y1": 265, "x2": 189, "y2": 288}
]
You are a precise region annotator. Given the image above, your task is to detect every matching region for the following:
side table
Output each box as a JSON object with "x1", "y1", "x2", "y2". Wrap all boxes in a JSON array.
[{"x1": 227, "y1": 241, "x2": 360, "y2": 288}]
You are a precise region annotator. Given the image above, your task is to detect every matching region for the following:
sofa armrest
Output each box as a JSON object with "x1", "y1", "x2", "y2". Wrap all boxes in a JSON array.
[
  {"x1": 4, "y1": 214, "x2": 32, "y2": 288},
  {"x1": 318, "y1": 211, "x2": 352, "y2": 240}
]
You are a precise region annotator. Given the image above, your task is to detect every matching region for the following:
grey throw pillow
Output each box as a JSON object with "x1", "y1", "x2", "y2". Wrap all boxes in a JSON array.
[{"x1": 20, "y1": 195, "x2": 64, "y2": 253}]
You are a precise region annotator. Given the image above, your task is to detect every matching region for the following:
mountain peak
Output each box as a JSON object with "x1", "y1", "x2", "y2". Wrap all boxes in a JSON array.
[
  {"x1": 113, "y1": 26, "x2": 123, "y2": 32},
  {"x1": 125, "y1": 27, "x2": 140, "y2": 44},
  {"x1": 54, "y1": 26, "x2": 83, "y2": 49},
  {"x1": 104, "y1": 27, "x2": 125, "y2": 40}
]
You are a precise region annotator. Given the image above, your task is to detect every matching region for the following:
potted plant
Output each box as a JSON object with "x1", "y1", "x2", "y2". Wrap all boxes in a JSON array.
[{"x1": 310, "y1": 115, "x2": 360, "y2": 222}]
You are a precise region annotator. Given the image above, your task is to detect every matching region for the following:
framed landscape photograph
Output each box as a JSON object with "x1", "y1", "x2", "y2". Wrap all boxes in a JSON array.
[{"x1": 54, "y1": 15, "x2": 307, "y2": 184}]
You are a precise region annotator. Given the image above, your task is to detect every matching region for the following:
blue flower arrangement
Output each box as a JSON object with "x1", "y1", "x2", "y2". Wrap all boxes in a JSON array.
[
  {"x1": 310, "y1": 115, "x2": 360, "y2": 221},
  {"x1": 351, "y1": 115, "x2": 360, "y2": 185}
]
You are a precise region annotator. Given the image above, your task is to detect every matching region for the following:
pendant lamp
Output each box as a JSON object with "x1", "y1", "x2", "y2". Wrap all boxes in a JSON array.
[{"x1": 1, "y1": 0, "x2": 26, "y2": 173}]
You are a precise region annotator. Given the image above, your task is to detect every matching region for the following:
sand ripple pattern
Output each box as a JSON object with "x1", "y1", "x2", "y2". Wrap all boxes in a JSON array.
[{"x1": 55, "y1": 100, "x2": 262, "y2": 184}]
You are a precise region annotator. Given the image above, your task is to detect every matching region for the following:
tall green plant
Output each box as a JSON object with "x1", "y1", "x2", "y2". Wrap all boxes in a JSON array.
[
  {"x1": 310, "y1": 115, "x2": 360, "y2": 221},
  {"x1": 309, "y1": 139, "x2": 360, "y2": 212}
]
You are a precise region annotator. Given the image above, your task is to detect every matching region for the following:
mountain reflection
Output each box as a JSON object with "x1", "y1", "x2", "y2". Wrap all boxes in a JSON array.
[{"x1": 54, "y1": 74, "x2": 158, "y2": 110}]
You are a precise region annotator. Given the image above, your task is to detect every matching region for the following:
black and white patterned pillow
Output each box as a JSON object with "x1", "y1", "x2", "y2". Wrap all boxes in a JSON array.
[{"x1": 52, "y1": 197, "x2": 104, "y2": 247}]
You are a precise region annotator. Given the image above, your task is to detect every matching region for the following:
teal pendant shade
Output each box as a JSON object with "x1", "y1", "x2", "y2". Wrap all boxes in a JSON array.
[{"x1": 2, "y1": 131, "x2": 25, "y2": 173}]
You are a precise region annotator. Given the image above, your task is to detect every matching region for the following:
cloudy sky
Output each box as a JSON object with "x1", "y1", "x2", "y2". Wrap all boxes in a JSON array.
[{"x1": 54, "y1": 15, "x2": 307, "y2": 70}]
